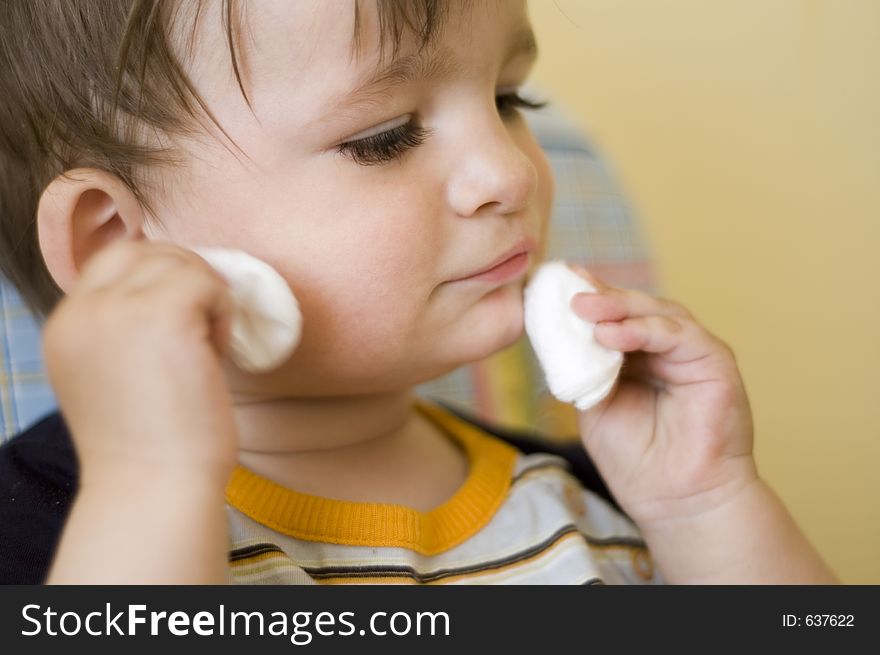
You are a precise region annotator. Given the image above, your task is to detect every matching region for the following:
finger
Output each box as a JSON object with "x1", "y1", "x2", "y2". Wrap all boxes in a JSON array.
[
  {"x1": 594, "y1": 315, "x2": 723, "y2": 369},
  {"x1": 112, "y1": 241, "x2": 226, "y2": 295},
  {"x1": 567, "y1": 263, "x2": 693, "y2": 320},
  {"x1": 75, "y1": 240, "x2": 206, "y2": 294},
  {"x1": 132, "y1": 263, "x2": 236, "y2": 358},
  {"x1": 208, "y1": 298, "x2": 235, "y2": 360},
  {"x1": 115, "y1": 251, "x2": 191, "y2": 294},
  {"x1": 567, "y1": 263, "x2": 610, "y2": 291},
  {"x1": 570, "y1": 286, "x2": 693, "y2": 325},
  {"x1": 73, "y1": 240, "x2": 145, "y2": 292}
]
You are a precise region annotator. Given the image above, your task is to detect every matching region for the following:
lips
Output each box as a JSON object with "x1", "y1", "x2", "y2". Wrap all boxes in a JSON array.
[{"x1": 452, "y1": 236, "x2": 538, "y2": 281}]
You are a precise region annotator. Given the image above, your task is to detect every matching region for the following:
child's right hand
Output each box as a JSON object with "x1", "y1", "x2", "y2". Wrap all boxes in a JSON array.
[{"x1": 41, "y1": 239, "x2": 240, "y2": 488}]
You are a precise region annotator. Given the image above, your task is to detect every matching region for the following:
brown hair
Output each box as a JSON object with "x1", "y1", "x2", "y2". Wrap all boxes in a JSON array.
[{"x1": 0, "y1": 0, "x2": 454, "y2": 319}]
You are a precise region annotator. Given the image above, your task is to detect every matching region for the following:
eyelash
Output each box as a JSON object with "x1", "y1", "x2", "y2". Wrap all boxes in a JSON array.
[{"x1": 335, "y1": 92, "x2": 550, "y2": 166}]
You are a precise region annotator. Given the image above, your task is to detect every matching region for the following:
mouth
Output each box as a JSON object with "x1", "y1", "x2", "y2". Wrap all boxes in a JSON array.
[
  {"x1": 461, "y1": 251, "x2": 531, "y2": 284},
  {"x1": 450, "y1": 236, "x2": 537, "y2": 284}
]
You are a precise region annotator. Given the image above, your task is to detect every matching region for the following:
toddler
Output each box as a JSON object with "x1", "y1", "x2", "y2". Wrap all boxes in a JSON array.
[{"x1": 0, "y1": 0, "x2": 838, "y2": 584}]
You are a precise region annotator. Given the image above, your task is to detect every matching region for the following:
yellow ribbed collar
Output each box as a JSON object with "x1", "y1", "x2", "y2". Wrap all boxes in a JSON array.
[{"x1": 224, "y1": 397, "x2": 518, "y2": 555}]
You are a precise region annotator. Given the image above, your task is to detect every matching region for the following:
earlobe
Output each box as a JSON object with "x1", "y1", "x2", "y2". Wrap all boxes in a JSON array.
[{"x1": 36, "y1": 167, "x2": 147, "y2": 292}]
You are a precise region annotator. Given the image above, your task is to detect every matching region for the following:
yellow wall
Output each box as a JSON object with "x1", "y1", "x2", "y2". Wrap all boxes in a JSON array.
[{"x1": 528, "y1": 0, "x2": 879, "y2": 584}]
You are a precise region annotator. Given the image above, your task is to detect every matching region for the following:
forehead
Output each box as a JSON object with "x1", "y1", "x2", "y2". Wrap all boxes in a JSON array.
[
  {"x1": 171, "y1": 0, "x2": 530, "y2": 144},
  {"x1": 203, "y1": 1, "x2": 528, "y2": 93},
  {"x1": 246, "y1": 0, "x2": 523, "y2": 58}
]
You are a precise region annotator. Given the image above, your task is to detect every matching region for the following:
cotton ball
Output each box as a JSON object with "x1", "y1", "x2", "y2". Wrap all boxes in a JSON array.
[
  {"x1": 523, "y1": 260, "x2": 623, "y2": 411},
  {"x1": 191, "y1": 247, "x2": 302, "y2": 373}
]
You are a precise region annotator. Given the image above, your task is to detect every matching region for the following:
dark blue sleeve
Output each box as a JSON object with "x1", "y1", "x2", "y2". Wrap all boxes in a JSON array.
[{"x1": 0, "y1": 411, "x2": 77, "y2": 584}]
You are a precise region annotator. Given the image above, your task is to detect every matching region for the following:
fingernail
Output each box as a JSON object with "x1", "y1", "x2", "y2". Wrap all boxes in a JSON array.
[
  {"x1": 570, "y1": 262, "x2": 602, "y2": 285},
  {"x1": 570, "y1": 292, "x2": 595, "y2": 313}
]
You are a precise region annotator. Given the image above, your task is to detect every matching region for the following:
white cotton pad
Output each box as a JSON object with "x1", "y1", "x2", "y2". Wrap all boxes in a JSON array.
[
  {"x1": 191, "y1": 247, "x2": 303, "y2": 373},
  {"x1": 523, "y1": 260, "x2": 623, "y2": 411}
]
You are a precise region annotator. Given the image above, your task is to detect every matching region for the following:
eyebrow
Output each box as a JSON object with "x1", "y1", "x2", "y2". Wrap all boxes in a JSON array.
[{"x1": 312, "y1": 24, "x2": 539, "y2": 128}]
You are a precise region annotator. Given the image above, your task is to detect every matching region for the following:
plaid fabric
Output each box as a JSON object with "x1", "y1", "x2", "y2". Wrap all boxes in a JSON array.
[
  {"x1": 0, "y1": 100, "x2": 655, "y2": 443},
  {"x1": 0, "y1": 282, "x2": 57, "y2": 440}
]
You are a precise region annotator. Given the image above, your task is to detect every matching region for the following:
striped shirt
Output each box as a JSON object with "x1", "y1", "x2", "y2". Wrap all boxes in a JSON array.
[{"x1": 224, "y1": 397, "x2": 664, "y2": 585}]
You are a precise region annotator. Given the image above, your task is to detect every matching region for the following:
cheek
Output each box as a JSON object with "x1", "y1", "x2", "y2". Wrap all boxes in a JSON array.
[
  {"x1": 272, "y1": 212, "x2": 442, "y2": 355},
  {"x1": 532, "y1": 146, "x2": 555, "y2": 257},
  {"x1": 509, "y1": 122, "x2": 556, "y2": 258},
  {"x1": 513, "y1": 133, "x2": 555, "y2": 272}
]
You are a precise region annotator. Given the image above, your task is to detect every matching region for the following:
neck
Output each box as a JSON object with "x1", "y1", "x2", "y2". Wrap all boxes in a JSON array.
[
  {"x1": 232, "y1": 387, "x2": 417, "y2": 458},
  {"x1": 228, "y1": 387, "x2": 468, "y2": 507}
]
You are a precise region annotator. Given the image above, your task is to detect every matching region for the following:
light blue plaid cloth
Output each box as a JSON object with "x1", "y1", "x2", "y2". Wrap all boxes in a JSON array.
[{"x1": 0, "y1": 99, "x2": 655, "y2": 442}]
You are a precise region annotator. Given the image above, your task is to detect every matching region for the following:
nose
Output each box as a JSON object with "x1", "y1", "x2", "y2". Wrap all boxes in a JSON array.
[{"x1": 445, "y1": 115, "x2": 539, "y2": 218}]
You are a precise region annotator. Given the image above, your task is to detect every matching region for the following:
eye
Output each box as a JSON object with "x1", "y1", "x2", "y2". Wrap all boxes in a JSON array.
[
  {"x1": 335, "y1": 92, "x2": 550, "y2": 167},
  {"x1": 496, "y1": 91, "x2": 549, "y2": 118},
  {"x1": 336, "y1": 122, "x2": 432, "y2": 167}
]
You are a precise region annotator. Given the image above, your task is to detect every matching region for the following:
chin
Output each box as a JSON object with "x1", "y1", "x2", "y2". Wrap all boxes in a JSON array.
[{"x1": 454, "y1": 281, "x2": 526, "y2": 362}]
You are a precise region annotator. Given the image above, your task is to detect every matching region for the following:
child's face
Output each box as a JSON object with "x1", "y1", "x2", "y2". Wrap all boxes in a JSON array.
[{"x1": 147, "y1": 0, "x2": 553, "y2": 396}]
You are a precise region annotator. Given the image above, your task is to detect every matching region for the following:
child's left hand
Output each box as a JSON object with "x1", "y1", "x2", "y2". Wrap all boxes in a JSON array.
[{"x1": 568, "y1": 266, "x2": 758, "y2": 533}]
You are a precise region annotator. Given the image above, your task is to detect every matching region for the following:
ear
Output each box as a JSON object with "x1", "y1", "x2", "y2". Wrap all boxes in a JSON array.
[{"x1": 36, "y1": 168, "x2": 148, "y2": 292}]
